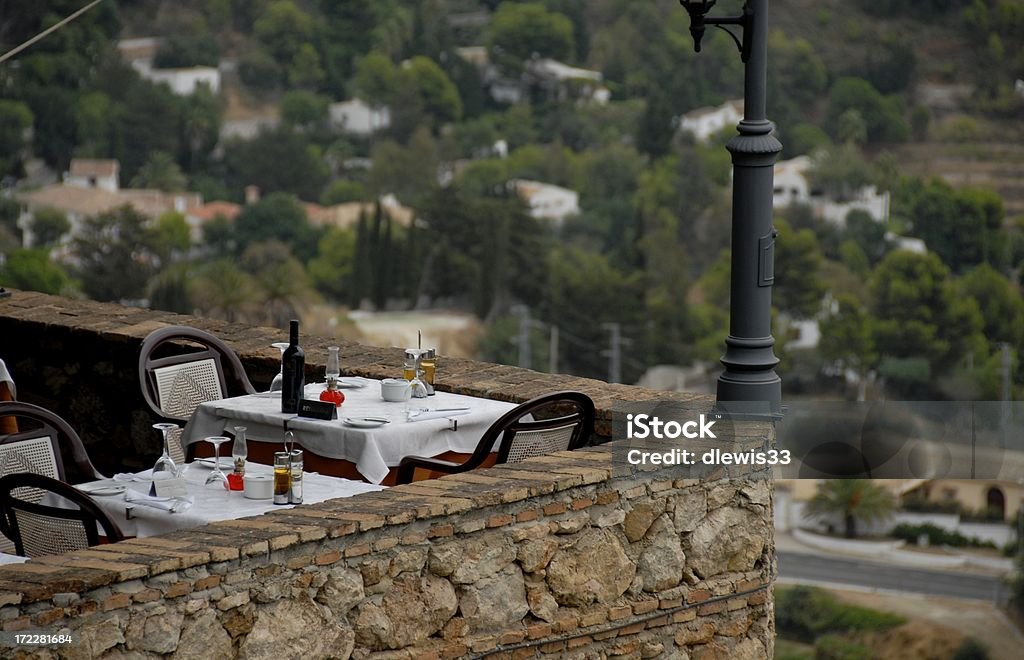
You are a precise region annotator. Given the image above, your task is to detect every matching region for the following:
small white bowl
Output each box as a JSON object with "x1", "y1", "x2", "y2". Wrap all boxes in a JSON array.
[
  {"x1": 381, "y1": 378, "x2": 412, "y2": 402},
  {"x1": 243, "y1": 475, "x2": 273, "y2": 500}
]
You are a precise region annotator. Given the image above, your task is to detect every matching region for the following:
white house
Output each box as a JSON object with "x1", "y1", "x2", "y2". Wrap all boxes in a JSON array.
[
  {"x1": 130, "y1": 59, "x2": 220, "y2": 96},
  {"x1": 510, "y1": 180, "x2": 579, "y2": 225},
  {"x1": 772, "y1": 155, "x2": 891, "y2": 226},
  {"x1": 329, "y1": 99, "x2": 391, "y2": 136},
  {"x1": 678, "y1": 100, "x2": 743, "y2": 142},
  {"x1": 64, "y1": 159, "x2": 119, "y2": 192},
  {"x1": 526, "y1": 58, "x2": 609, "y2": 104},
  {"x1": 886, "y1": 232, "x2": 927, "y2": 254}
]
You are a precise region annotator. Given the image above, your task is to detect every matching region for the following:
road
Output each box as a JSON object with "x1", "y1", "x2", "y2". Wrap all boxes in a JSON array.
[{"x1": 778, "y1": 551, "x2": 1011, "y2": 603}]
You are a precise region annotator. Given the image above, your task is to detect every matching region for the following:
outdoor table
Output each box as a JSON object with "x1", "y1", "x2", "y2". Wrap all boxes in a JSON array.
[
  {"x1": 64, "y1": 463, "x2": 384, "y2": 538},
  {"x1": 0, "y1": 552, "x2": 27, "y2": 565},
  {"x1": 181, "y1": 377, "x2": 519, "y2": 484}
]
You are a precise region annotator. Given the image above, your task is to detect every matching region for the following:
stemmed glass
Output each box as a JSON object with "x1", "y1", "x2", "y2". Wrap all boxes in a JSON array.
[
  {"x1": 203, "y1": 436, "x2": 230, "y2": 489},
  {"x1": 151, "y1": 423, "x2": 180, "y2": 479},
  {"x1": 269, "y1": 342, "x2": 290, "y2": 392}
]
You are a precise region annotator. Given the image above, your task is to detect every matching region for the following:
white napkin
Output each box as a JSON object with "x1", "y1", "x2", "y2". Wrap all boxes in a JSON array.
[
  {"x1": 125, "y1": 489, "x2": 194, "y2": 513},
  {"x1": 112, "y1": 473, "x2": 150, "y2": 482},
  {"x1": 406, "y1": 408, "x2": 471, "y2": 423},
  {"x1": 0, "y1": 359, "x2": 15, "y2": 399}
]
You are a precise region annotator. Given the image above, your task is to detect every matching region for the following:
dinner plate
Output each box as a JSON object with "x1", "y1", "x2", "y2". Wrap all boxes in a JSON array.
[
  {"x1": 194, "y1": 457, "x2": 234, "y2": 469},
  {"x1": 78, "y1": 483, "x2": 126, "y2": 497},
  {"x1": 343, "y1": 417, "x2": 390, "y2": 428}
]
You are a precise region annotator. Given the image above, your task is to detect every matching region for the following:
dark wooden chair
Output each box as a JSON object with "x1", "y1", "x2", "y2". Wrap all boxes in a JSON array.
[
  {"x1": 138, "y1": 326, "x2": 257, "y2": 462},
  {"x1": 396, "y1": 391, "x2": 595, "y2": 484},
  {"x1": 0, "y1": 472, "x2": 124, "y2": 557}
]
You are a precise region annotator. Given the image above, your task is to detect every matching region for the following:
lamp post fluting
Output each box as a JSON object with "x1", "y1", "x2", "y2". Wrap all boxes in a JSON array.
[{"x1": 678, "y1": 0, "x2": 782, "y2": 417}]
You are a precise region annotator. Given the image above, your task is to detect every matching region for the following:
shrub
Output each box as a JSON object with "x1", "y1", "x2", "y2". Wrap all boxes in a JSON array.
[
  {"x1": 952, "y1": 638, "x2": 990, "y2": 660},
  {"x1": 776, "y1": 586, "x2": 905, "y2": 644},
  {"x1": 815, "y1": 634, "x2": 874, "y2": 660},
  {"x1": 891, "y1": 523, "x2": 997, "y2": 549}
]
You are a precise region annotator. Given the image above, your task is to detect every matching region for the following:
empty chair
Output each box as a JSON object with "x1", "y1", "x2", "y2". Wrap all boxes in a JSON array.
[
  {"x1": 0, "y1": 472, "x2": 124, "y2": 557},
  {"x1": 396, "y1": 391, "x2": 595, "y2": 484},
  {"x1": 0, "y1": 402, "x2": 104, "y2": 484},
  {"x1": 138, "y1": 326, "x2": 257, "y2": 462}
]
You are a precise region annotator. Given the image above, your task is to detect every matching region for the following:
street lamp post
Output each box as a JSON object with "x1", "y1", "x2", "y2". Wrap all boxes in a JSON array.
[{"x1": 678, "y1": 0, "x2": 782, "y2": 417}]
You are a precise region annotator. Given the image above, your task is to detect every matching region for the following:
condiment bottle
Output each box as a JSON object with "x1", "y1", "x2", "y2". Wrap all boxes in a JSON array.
[{"x1": 273, "y1": 452, "x2": 291, "y2": 505}]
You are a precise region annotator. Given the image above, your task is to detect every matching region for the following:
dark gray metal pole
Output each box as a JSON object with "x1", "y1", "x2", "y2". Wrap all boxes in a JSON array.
[{"x1": 716, "y1": 0, "x2": 782, "y2": 416}]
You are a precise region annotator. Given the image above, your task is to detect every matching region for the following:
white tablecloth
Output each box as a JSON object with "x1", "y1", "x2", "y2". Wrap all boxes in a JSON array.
[
  {"x1": 65, "y1": 464, "x2": 384, "y2": 538},
  {"x1": 181, "y1": 378, "x2": 519, "y2": 483}
]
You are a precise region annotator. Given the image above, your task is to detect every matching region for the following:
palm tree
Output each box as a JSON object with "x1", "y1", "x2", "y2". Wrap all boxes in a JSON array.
[{"x1": 804, "y1": 479, "x2": 895, "y2": 539}]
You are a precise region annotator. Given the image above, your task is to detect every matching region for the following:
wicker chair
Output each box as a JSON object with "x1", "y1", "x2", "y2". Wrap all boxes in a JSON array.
[
  {"x1": 396, "y1": 391, "x2": 595, "y2": 484},
  {"x1": 0, "y1": 402, "x2": 104, "y2": 484},
  {"x1": 138, "y1": 326, "x2": 257, "y2": 463},
  {"x1": 0, "y1": 472, "x2": 124, "y2": 557}
]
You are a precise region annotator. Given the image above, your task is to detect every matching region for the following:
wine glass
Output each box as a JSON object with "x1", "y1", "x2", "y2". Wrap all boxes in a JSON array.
[
  {"x1": 269, "y1": 342, "x2": 289, "y2": 392},
  {"x1": 203, "y1": 436, "x2": 230, "y2": 490},
  {"x1": 151, "y1": 423, "x2": 180, "y2": 479}
]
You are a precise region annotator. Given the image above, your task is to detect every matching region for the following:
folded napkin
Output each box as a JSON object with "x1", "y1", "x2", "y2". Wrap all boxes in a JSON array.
[
  {"x1": 112, "y1": 473, "x2": 150, "y2": 483},
  {"x1": 125, "y1": 489, "x2": 194, "y2": 514},
  {"x1": 406, "y1": 408, "x2": 471, "y2": 423}
]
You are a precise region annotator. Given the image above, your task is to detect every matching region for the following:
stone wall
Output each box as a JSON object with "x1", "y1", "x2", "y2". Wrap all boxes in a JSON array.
[
  {"x1": 0, "y1": 450, "x2": 774, "y2": 659},
  {"x1": 0, "y1": 290, "x2": 710, "y2": 475},
  {"x1": 0, "y1": 290, "x2": 775, "y2": 658}
]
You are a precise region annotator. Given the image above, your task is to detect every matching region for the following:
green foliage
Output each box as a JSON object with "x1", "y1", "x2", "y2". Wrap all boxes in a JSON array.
[
  {"x1": 223, "y1": 127, "x2": 328, "y2": 201},
  {"x1": 308, "y1": 228, "x2": 357, "y2": 300},
  {"x1": 774, "y1": 220, "x2": 826, "y2": 319},
  {"x1": 152, "y1": 212, "x2": 192, "y2": 258},
  {"x1": 870, "y1": 250, "x2": 985, "y2": 374},
  {"x1": 280, "y1": 91, "x2": 330, "y2": 127},
  {"x1": 234, "y1": 192, "x2": 321, "y2": 261},
  {"x1": 70, "y1": 206, "x2": 161, "y2": 302},
  {"x1": 776, "y1": 585, "x2": 905, "y2": 644},
  {"x1": 960, "y1": 263, "x2": 1024, "y2": 345},
  {"x1": 895, "y1": 178, "x2": 1007, "y2": 272},
  {"x1": 805, "y1": 480, "x2": 896, "y2": 538},
  {"x1": 827, "y1": 78, "x2": 909, "y2": 144},
  {"x1": 810, "y1": 144, "x2": 874, "y2": 203},
  {"x1": 254, "y1": 0, "x2": 314, "y2": 63},
  {"x1": 0, "y1": 249, "x2": 72, "y2": 295},
  {"x1": 287, "y1": 43, "x2": 326, "y2": 90},
  {"x1": 320, "y1": 180, "x2": 367, "y2": 205},
  {"x1": 28, "y1": 209, "x2": 70, "y2": 248},
  {"x1": 153, "y1": 34, "x2": 220, "y2": 68},
  {"x1": 131, "y1": 152, "x2": 187, "y2": 192},
  {"x1": 238, "y1": 49, "x2": 282, "y2": 91},
  {"x1": 952, "y1": 638, "x2": 991, "y2": 660},
  {"x1": 239, "y1": 241, "x2": 319, "y2": 326},
  {"x1": 367, "y1": 128, "x2": 440, "y2": 205},
  {"x1": 784, "y1": 123, "x2": 831, "y2": 158},
  {"x1": 190, "y1": 259, "x2": 258, "y2": 323},
  {"x1": 814, "y1": 635, "x2": 874, "y2": 660},
  {"x1": 0, "y1": 100, "x2": 34, "y2": 176},
  {"x1": 488, "y1": 2, "x2": 576, "y2": 67},
  {"x1": 403, "y1": 56, "x2": 463, "y2": 125},
  {"x1": 820, "y1": 294, "x2": 876, "y2": 379},
  {"x1": 891, "y1": 523, "x2": 997, "y2": 549}
]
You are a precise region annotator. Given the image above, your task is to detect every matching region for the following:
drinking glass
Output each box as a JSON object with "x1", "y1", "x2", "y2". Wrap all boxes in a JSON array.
[
  {"x1": 269, "y1": 342, "x2": 289, "y2": 392},
  {"x1": 326, "y1": 346, "x2": 340, "y2": 383},
  {"x1": 151, "y1": 423, "x2": 180, "y2": 479},
  {"x1": 203, "y1": 436, "x2": 230, "y2": 489}
]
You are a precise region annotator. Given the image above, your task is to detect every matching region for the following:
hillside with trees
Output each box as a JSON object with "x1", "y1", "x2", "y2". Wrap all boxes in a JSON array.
[{"x1": 1, "y1": 0, "x2": 1023, "y2": 399}]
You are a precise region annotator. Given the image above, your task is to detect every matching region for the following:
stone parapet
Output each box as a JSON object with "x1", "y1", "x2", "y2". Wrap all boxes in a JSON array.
[{"x1": 0, "y1": 446, "x2": 775, "y2": 659}]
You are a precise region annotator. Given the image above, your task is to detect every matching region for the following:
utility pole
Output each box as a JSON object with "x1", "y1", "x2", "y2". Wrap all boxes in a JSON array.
[
  {"x1": 601, "y1": 323, "x2": 630, "y2": 384},
  {"x1": 548, "y1": 326, "x2": 559, "y2": 374},
  {"x1": 515, "y1": 305, "x2": 532, "y2": 370}
]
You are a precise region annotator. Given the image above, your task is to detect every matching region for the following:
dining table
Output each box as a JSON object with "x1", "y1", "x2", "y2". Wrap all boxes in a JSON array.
[
  {"x1": 181, "y1": 377, "x2": 520, "y2": 484},
  {"x1": 65, "y1": 462, "x2": 384, "y2": 539}
]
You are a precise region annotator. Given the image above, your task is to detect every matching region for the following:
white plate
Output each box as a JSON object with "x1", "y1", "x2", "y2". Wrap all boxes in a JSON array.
[
  {"x1": 194, "y1": 457, "x2": 234, "y2": 469},
  {"x1": 343, "y1": 417, "x2": 390, "y2": 428},
  {"x1": 78, "y1": 483, "x2": 126, "y2": 497}
]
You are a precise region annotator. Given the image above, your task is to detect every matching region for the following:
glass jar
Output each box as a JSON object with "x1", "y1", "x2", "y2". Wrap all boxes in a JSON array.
[
  {"x1": 289, "y1": 449, "x2": 303, "y2": 504},
  {"x1": 273, "y1": 452, "x2": 291, "y2": 505},
  {"x1": 420, "y1": 349, "x2": 436, "y2": 386},
  {"x1": 403, "y1": 348, "x2": 422, "y2": 381}
]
